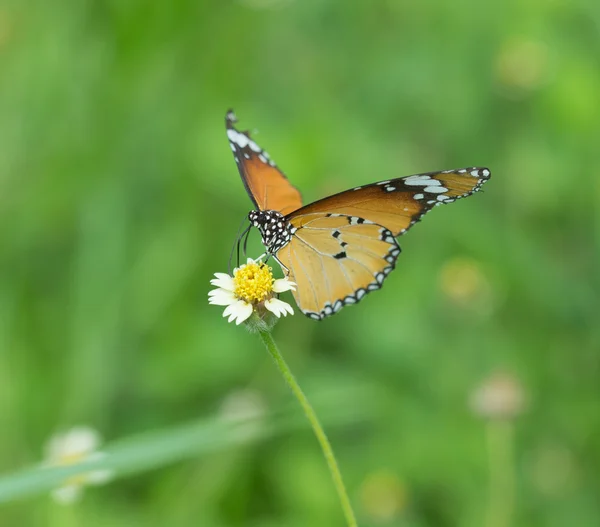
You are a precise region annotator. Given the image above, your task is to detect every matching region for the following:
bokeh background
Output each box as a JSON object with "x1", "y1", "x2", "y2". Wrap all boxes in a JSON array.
[{"x1": 1, "y1": 0, "x2": 599, "y2": 525}]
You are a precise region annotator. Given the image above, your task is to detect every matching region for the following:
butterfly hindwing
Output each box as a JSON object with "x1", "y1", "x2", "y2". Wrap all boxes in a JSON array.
[
  {"x1": 226, "y1": 111, "x2": 302, "y2": 215},
  {"x1": 276, "y1": 214, "x2": 401, "y2": 319}
]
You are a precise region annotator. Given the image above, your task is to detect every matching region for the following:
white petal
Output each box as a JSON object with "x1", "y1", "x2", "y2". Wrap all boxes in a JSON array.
[
  {"x1": 265, "y1": 298, "x2": 294, "y2": 317},
  {"x1": 208, "y1": 288, "x2": 237, "y2": 306},
  {"x1": 273, "y1": 279, "x2": 296, "y2": 293},
  {"x1": 223, "y1": 300, "x2": 253, "y2": 325},
  {"x1": 264, "y1": 299, "x2": 283, "y2": 317},
  {"x1": 209, "y1": 273, "x2": 235, "y2": 291},
  {"x1": 222, "y1": 301, "x2": 241, "y2": 318},
  {"x1": 235, "y1": 302, "x2": 253, "y2": 324},
  {"x1": 52, "y1": 484, "x2": 82, "y2": 505},
  {"x1": 46, "y1": 427, "x2": 101, "y2": 461},
  {"x1": 246, "y1": 257, "x2": 256, "y2": 265}
]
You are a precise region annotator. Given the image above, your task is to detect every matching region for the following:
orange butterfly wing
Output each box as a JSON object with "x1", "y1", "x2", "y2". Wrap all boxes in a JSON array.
[
  {"x1": 277, "y1": 168, "x2": 490, "y2": 319},
  {"x1": 226, "y1": 110, "x2": 302, "y2": 216},
  {"x1": 289, "y1": 168, "x2": 491, "y2": 236}
]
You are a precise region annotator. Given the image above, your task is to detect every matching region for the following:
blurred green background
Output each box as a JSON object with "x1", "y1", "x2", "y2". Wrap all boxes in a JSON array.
[{"x1": 1, "y1": 0, "x2": 599, "y2": 525}]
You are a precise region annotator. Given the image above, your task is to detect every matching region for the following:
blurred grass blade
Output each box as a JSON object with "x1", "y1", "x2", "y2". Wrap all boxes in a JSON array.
[{"x1": 0, "y1": 395, "x2": 370, "y2": 504}]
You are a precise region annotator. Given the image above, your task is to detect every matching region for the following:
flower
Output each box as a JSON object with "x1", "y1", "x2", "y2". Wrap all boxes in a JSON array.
[
  {"x1": 469, "y1": 371, "x2": 526, "y2": 420},
  {"x1": 44, "y1": 426, "x2": 113, "y2": 504},
  {"x1": 209, "y1": 257, "x2": 295, "y2": 325}
]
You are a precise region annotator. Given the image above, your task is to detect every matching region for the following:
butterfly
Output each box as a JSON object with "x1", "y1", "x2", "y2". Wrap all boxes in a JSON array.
[{"x1": 226, "y1": 110, "x2": 490, "y2": 320}]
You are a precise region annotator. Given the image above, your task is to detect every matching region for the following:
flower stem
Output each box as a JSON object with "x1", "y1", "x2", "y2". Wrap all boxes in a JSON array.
[
  {"x1": 257, "y1": 328, "x2": 358, "y2": 527},
  {"x1": 485, "y1": 420, "x2": 515, "y2": 527}
]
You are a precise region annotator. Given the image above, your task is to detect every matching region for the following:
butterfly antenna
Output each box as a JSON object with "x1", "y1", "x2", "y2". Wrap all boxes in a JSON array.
[
  {"x1": 242, "y1": 225, "x2": 252, "y2": 259},
  {"x1": 228, "y1": 216, "x2": 251, "y2": 274},
  {"x1": 236, "y1": 224, "x2": 252, "y2": 269}
]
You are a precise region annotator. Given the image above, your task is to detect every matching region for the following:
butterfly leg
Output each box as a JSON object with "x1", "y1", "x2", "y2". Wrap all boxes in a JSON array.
[{"x1": 272, "y1": 254, "x2": 290, "y2": 275}]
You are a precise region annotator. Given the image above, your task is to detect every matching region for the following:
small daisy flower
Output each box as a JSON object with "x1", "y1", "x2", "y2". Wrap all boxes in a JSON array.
[
  {"x1": 44, "y1": 426, "x2": 113, "y2": 505},
  {"x1": 209, "y1": 257, "x2": 295, "y2": 325},
  {"x1": 469, "y1": 372, "x2": 526, "y2": 420}
]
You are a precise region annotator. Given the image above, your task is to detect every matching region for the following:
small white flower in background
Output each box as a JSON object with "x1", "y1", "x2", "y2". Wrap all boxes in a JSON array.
[
  {"x1": 469, "y1": 371, "x2": 526, "y2": 420},
  {"x1": 209, "y1": 257, "x2": 295, "y2": 325},
  {"x1": 44, "y1": 426, "x2": 112, "y2": 505}
]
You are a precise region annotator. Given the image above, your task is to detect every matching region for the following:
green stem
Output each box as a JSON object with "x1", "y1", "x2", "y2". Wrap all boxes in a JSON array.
[
  {"x1": 485, "y1": 420, "x2": 515, "y2": 527},
  {"x1": 257, "y1": 327, "x2": 358, "y2": 527}
]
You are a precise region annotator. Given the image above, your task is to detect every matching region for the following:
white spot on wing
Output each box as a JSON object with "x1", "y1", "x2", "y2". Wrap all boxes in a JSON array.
[
  {"x1": 423, "y1": 186, "x2": 448, "y2": 193},
  {"x1": 404, "y1": 175, "x2": 441, "y2": 187},
  {"x1": 227, "y1": 129, "x2": 249, "y2": 148}
]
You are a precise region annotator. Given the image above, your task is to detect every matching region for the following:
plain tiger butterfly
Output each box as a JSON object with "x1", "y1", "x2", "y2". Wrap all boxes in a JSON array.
[{"x1": 225, "y1": 110, "x2": 490, "y2": 320}]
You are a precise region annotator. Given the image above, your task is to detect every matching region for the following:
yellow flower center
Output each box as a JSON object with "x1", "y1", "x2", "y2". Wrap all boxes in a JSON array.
[
  {"x1": 233, "y1": 262, "x2": 274, "y2": 304},
  {"x1": 53, "y1": 452, "x2": 91, "y2": 486}
]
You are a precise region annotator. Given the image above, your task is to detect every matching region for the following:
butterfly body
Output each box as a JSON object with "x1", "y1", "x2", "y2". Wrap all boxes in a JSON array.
[
  {"x1": 226, "y1": 110, "x2": 490, "y2": 320},
  {"x1": 248, "y1": 209, "x2": 295, "y2": 254}
]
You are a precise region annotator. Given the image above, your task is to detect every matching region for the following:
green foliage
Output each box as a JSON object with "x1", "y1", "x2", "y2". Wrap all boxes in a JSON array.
[{"x1": 0, "y1": 0, "x2": 598, "y2": 525}]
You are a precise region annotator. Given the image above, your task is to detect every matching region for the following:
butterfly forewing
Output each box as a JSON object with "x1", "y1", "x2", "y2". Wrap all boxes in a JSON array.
[
  {"x1": 226, "y1": 111, "x2": 302, "y2": 215},
  {"x1": 287, "y1": 168, "x2": 491, "y2": 237}
]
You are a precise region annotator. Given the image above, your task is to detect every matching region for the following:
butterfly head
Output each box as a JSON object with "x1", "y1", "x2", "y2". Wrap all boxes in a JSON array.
[{"x1": 248, "y1": 210, "x2": 294, "y2": 254}]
